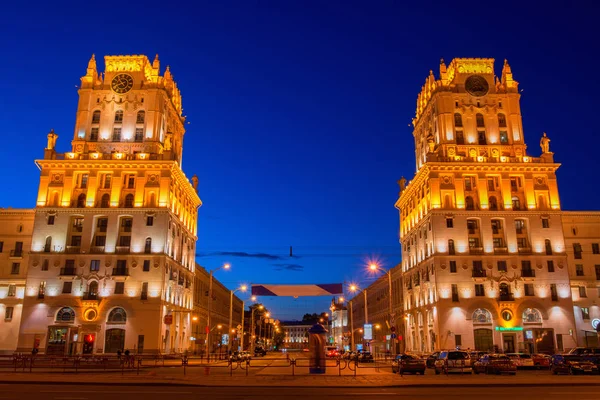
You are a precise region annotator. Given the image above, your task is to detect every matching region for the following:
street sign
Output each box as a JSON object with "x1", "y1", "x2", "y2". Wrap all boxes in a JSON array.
[
  {"x1": 163, "y1": 315, "x2": 173, "y2": 325},
  {"x1": 391, "y1": 333, "x2": 397, "y2": 339}
]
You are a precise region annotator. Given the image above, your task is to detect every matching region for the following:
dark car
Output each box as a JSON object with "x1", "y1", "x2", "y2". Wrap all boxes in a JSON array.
[
  {"x1": 426, "y1": 352, "x2": 440, "y2": 368},
  {"x1": 392, "y1": 354, "x2": 426, "y2": 374},
  {"x1": 357, "y1": 351, "x2": 374, "y2": 363},
  {"x1": 473, "y1": 354, "x2": 516, "y2": 375},
  {"x1": 254, "y1": 347, "x2": 267, "y2": 357},
  {"x1": 551, "y1": 354, "x2": 599, "y2": 375}
]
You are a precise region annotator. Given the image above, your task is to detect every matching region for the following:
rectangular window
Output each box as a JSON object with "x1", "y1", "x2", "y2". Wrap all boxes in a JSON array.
[
  {"x1": 491, "y1": 220, "x2": 502, "y2": 233},
  {"x1": 547, "y1": 260, "x2": 555, "y2": 273},
  {"x1": 126, "y1": 175, "x2": 135, "y2": 189},
  {"x1": 90, "y1": 127, "x2": 99, "y2": 141},
  {"x1": 451, "y1": 284, "x2": 459, "y2": 302},
  {"x1": 0, "y1": 242, "x2": 3, "y2": 252},
  {"x1": 550, "y1": 284, "x2": 558, "y2": 301},
  {"x1": 542, "y1": 218, "x2": 550, "y2": 228},
  {"x1": 581, "y1": 307, "x2": 590, "y2": 320},
  {"x1": 497, "y1": 261, "x2": 507, "y2": 272},
  {"x1": 456, "y1": 130, "x2": 464, "y2": 144},
  {"x1": 119, "y1": 236, "x2": 131, "y2": 247},
  {"x1": 135, "y1": 128, "x2": 144, "y2": 142},
  {"x1": 90, "y1": 260, "x2": 100, "y2": 272},
  {"x1": 467, "y1": 219, "x2": 478, "y2": 233},
  {"x1": 97, "y1": 218, "x2": 108, "y2": 232},
  {"x1": 143, "y1": 260, "x2": 151, "y2": 272},
  {"x1": 510, "y1": 177, "x2": 521, "y2": 190},
  {"x1": 103, "y1": 174, "x2": 112, "y2": 189},
  {"x1": 450, "y1": 260, "x2": 457, "y2": 273},
  {"x1": 5, "y1": 307, "x2": 13, "y2": 321},
  {"x1": 48, "y1": 215, "x2": 55, "y2": 225},
  {"x1": 62, "y1": 281, "x2": 72, "y2": 294},
  {"x1": 524, "y1": 284, "x2": 534, "y2": 296},
  {"x1": 478, "y1": 130, "x2": 487, "y2": 145},
  {"x1": 487, "y1": 178, "x2": 495, "y2": 192},
  {"x1": 141, "y1": 282, "x2": 148, "y2": 300},
  {"x1": 576, "y1": 264, "x2": 584, "y2": 276},
  {"x1": 468, "y1": 237, "x2": 480, "y2": 248},
  {"x1": 446, "y1": 218, "x2": 454, "y2": 228},
  {"x1": 592, "y1": 243, "x2": 600, "y2": 254},
  {"x1": 455, "y1": 334, "x2": 462, "y2": 347},
  {"x1": 475, "y1": 284, "x2": 485, "y2": 297},
  {"x1": 38, "y1": 281, "x2": 46, "y2": 298},
  {"x1": 79, "y1": 174, "x2": 89, "y2": 189},
  {"x1": 146, "y1": 216, "x2": 154, "y2": 226},
  {"x1": 517, "y1": 238, "x2": 528, "y2": 248},
  {"x1": 112, "y1": 127, "x2": 121, "y2": 141},
  {"x1": 557, "y1": 334, "x2": 563, "y2": 352},
  {"x1": 114, "y1": 282, "x2": 125, "y2": 295},
  {"x1": 499, "y1": 131, "x2": 508, "y2": 144},
  {"x1": 8, "y1": 284, "x2": 16, "y2": 297},
  {"x1": 11, "y1": 263, "x2": 20, "y2": 274},
  {"x1": 464, "y1": 176, "x2": 476, "y2": 191},
  {"x1": 73, "y1": 218, "x2": 84, "y2": 231},
  {"x1": 574, "y1": 243, "x2": 583, "y2": 259},
  {"x1": 42, "y1": 259, "x2": 49, "y2": 271},
  {"x1": 70, "y1": 235, "x2": 82, "y2": 247},
  {"x1": 595, "y1": 265, "x2": 600, "y2": 280},
  {"x1": 515, "y1": 219, "x2": 525, "y2": 234},
  {"x1": 579, "y1": 286, "x2": 587, "y2": 298},
  {"x1": 95, "y1": 235, "x2": 106, "y2": 246},
  {"x1": 493, "y1": 238, "x2": 504, "y2": 248}
]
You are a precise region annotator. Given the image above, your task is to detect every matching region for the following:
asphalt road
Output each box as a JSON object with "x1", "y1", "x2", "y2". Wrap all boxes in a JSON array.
[{"x1": 0, "y1": 384, "x2": 598, "y2": 400}]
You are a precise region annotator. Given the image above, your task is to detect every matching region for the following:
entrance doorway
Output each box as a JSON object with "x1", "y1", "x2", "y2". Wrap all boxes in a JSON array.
[
  {"x1": 474, "y1": 328, "x2": 493, "y2": 351},
  {"x1": 503, "y1": 334, "x2": 515, "y2": 353},
  {"x1": 105, "y1": 328, "x2": 125, "y2": 353},
  {"x1": 83, "y1": 334, "x2": 95, "y2": 354}
]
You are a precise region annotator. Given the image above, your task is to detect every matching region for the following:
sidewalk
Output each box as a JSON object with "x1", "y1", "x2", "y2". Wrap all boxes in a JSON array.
[{"x1": 1, "y1": 367, "x2": 600, "y2": 388}]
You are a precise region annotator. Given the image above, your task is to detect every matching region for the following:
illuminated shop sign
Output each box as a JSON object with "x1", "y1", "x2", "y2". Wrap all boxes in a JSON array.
[{"x1": 495, "y1": 326, "x2": 523, "y2": 332}]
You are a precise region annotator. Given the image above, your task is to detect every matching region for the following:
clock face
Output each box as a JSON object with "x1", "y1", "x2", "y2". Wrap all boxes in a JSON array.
[
  {"x1": 465, "y1": 75, "x2": 489, "y2": 97},
  {"x1": 111, "y1": 74, "x2": 134, "y2": 94}
]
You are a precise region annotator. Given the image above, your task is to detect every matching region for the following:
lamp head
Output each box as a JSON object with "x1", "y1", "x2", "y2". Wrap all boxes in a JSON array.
[
  {"x1": 223, "y1": 263, "x2": 231, "y2": 270},
  {"x1": 240, "y1": 285, "x2": 248, "y2": 292},
  {"x1": 369, "y1": 263, "x2": 378, "y2": 271},
  {"x1": 350, "y1": 284, "x2": 358, "y2": 292},
  {"x1": 251, "y1": 296, "x2": 257, "y2": 301},
  {"x1": 192, "y1": 316, "x2": 198, "y2": 321},
  {"x1": 217, "y1": 324, "x2": 222, "y2": 329}
]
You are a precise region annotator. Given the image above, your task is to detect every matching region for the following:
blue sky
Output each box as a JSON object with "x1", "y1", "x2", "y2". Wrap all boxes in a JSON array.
[{"x1": 1, "y1": 0, "x2": 598, "y2": 320}]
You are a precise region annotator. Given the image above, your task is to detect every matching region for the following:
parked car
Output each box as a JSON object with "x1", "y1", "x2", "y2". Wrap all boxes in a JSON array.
[
  {"x1": 473, "y1": 354, "x2": 516, "y2": 375},
  {"x1": 469, "y1": 351, "x2": 487, "y2": 361},
  {"x1": 240, "y1": 351, "x2": 252, "y2": 361},
  {"x1": 566, "y1": 347, "x2": 600, "y2": 356},
  {"x1": 229, "y1": 351, "x2": 243, "y2": 362},
  {"x1": 392, "y1": 354, "x2": 426, "y2": 374},
  {"x1": 254, "y1": 347, "x2": 267, "y2": 357},
  {"x1": 344, "y1": 351, "x2": 357, "y2": 360},
  {"x1": 532, "y1": 353, "x2": 551, "y2": 369},
  {"x1": 434, "y1": 351, "x2": 472, "y2": 374},
  {"x1": 551, "y1": 354, "x2": 599, "y2": 375},
  {"x1": 357, "y1": 351, "x2": 374, "y2": 363},
  {"x1": 426, "y1": 352, "x2": 440, "y2": 368},
  {"x1": 506, "y1": 353, "x2": 535, "y2": 368}
]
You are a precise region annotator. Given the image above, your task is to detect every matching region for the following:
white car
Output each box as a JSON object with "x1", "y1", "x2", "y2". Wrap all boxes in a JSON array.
[
  {"x1": 434, "y1": 351, "x2": 472, "y2": 374},
  {"x1": 507, "y1": 353, "x2": 534, "y2": 368}
]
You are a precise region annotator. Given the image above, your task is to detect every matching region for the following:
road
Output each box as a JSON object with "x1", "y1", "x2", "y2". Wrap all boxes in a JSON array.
[{"x1": 0, "y1": 384, "x2": 597, "y2": 400}]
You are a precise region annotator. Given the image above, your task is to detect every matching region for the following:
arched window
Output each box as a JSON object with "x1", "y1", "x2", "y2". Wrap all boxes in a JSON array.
[
  {"x1": 56, "y1": 307, "x2": 75, "y2": 322},
  {"x1": 498, "y1": 113, "x2": 507, "y2": 127},
  {"x1": 92, "y1": 110, "x2": 101, "y2": 124},
  {"x1": 88, "y1": 281, "x2": 98, "y2": 299},
  {"x1": 522, "y1": 308, "x2": 542, "y2": 323},
  {"x1": 448, "y1": 239, "x2": 455, "y2": 255},
  {"x1": 512, "y1": 196, "x2": 521, "y2": 210},
  {"x1": 44, "y1": 236, "x2": 52, "y2": 253},
  {"x1": 489, "y1": 196, "x2": 498, "y2": 211},
  {"x1": 101, "y1": 193, "x2": 110, "y2": 208},
  {"x1": 124, "y1": 194, "x2": 134, "y2": 208},
  {"x1": 145, "y1": 237, "x2": 152, "y2": 254},
  {"x1": 472, "y1": 308, "x2": 492, "y2": 324},
  {"x1": 465, "y1": 196, "x2": 475, "y2": 210},
  {"x1": 545, "y1": 239, "x2": 553, "y2": 255},
  {"x1": 107, "y1": 307, "x2": 127, "y2": 323},
  {"x1": 476, "y1": 113, "x2": 485, "y2": 128},
  {"x1": 136, "y1": 111, "x2": 145, "y2": 124},
  {"x1": 114, "y1": 110, "x2": 123, "y2": 123},
  {"x1": 454, "y1": 113, "x2": 463, "y2": 127},
  {"x1": 77, "y1": 193, "x2": 86, "y2": 208}
]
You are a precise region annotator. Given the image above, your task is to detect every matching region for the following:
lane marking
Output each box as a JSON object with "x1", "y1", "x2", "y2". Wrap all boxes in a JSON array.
[{"x1": 41, "y1": 392, "x2": 192, "y2": 395}]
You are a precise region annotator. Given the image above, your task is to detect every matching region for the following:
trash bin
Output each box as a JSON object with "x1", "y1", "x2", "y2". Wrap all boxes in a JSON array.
[{"x1": 308, "y1": 323, "x2": 327, "y2": 374}]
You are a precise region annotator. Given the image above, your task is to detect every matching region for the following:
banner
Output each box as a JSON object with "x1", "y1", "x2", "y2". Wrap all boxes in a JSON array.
[{"x1": 252, "y1": 283, "x2": 343, "y2": 297}]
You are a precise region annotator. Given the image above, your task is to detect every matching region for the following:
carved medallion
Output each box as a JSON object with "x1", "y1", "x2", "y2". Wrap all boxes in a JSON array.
[{"x1": 465, "y1": 75, "x2": 489, "y2": 97}]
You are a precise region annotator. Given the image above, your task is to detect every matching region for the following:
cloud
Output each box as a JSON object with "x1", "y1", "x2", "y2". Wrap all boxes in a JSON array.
[
  {"x1": 273, "y1": 263, "x2": 304, "y2": 272},
  {"x1": 197, "y1": 251, "x2": 284, "y2": 260}
]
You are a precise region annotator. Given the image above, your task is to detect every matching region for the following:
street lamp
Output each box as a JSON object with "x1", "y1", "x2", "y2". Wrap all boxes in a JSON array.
[
  {"x1": 206, "y1": 263, "x2": 230, "y2": 360},
  {"x1": 368, "y1": 262, "x2": 396, "y2": 355},
  {"x1": 250, "y1": 304, "x2": 264, "y2": 354},
  {"x1": 228, "y1": 284, "x2": 247, "y2": 353},
  {"x1": 349, "y1": 284, "x2": 368, "y2": 351}
]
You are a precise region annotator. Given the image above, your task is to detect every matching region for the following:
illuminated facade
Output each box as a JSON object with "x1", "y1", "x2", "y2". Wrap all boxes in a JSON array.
[
  {"x1": 562, "y1": 212, "x2": 600, "y2": 347},
  {"x1": 395, "y1": 58, "x2": 577, "y2": 354},
  {"x1": 282, "y1": 322, "x2": 311, "y2": 349},
  {"x1": 0, "y1": 209, "x2": 34, "y2": 353},
  {"x1": 17, "y1": 55, "x2": 201, "y2": 355}
]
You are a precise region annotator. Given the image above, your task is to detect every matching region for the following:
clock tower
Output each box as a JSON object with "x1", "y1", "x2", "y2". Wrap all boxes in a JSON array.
[{"x1": 18, "y1": 55, "x2": 201, "y2": 356}]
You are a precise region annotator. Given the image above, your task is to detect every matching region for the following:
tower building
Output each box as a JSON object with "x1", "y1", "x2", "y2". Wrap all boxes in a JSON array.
[
  {"x1": 395, "y1": 58, "x2": 576, "y2": 354},
  {"x1": 17, "y1": 55, "x2": 201, "y2": 355}
]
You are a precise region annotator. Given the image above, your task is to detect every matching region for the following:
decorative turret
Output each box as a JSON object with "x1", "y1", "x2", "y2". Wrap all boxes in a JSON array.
[
  {"x1": 501, "y1": 59, "x2": 518, "y2": 90},
  {"x1": 80, "y1": 54, "x2": 97, "y2": 86}
]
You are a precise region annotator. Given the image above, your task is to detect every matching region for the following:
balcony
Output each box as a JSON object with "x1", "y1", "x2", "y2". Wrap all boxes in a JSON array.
[
  {"x1": 522, "y1": 269, "x2": 536, "y2": 278},
  {"x1": 9, "y1": 250, "x2": 23, "y2": 258},
  {"x1": 469, "y1": 247, "x2": 484, "y2": 255},
  {"x1": 472, "y1": 269, "x2": 487, "y2": 278},
  {"x1": 82, "y1": 292, "x2": 99, "y2": 301},
  {"x1": 89, "y1": 246, "x2": 105, "y2": 254},
  {"x1": 518, "y1": 247, "x2": 532, "y2": 255},
  {"x1": 494, "y1": 247, "x2": 508, "y2": 254},
  {"x1": 115, "y1": 246, "x2": 130, "y2": 254},
  {"x1": 60, "y1": 267, "x2": 77, "y2": 276},
  {"x1": 112, "y1": 267, "x2": 129, "y2": 276},
  {"x1": 65, "y1": 246, "x2": 81, "y2": 254},
  {"x1": 498, "y1": 294, "x2": 515, "y2": 302}
]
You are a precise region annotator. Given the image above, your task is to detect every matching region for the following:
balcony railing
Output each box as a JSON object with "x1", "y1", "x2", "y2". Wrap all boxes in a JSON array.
[
  {"x1": 10, "y1": 250, "x2": 23, "y2": 257},
  {"x1": 89, "y1": 246, "x2": 105, "y2": 254},
  {"x1": 472, "y1": 270, "x2": 487, "y2": 278},
  {"x1": 82, "y1": 292, "x2": 99, "y2": 301},
  {"x1": 115, "y1": 246, "x2": 130, "y2": 254},
  {"x1": 518, "y1": 247, "x2": 532, "y2": 255},
  {"x1": 113, "y1": 267, "x2": 129, "y2": 276},
  {"x1": 494, "y1": 247, "x2": 508, "y2": 254},
  {"x1": 522, "y1": 269, "x2": 536, "y2": 278},
  {"x1": 60, "y1": 267, "x2": 77, "y2": 276},
  {"x1": 498, "y1": 294, "x2": 515, "y2": 301},
  {"x1": 469, "y1": 247, "x2": 484, "y2": 255},
  {"x1": 65, "y1": 246, "x2": 81, "y2": 254}
]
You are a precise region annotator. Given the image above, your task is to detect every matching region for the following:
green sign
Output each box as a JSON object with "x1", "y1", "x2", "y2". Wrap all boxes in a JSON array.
[{"x1": 495, "y1": 326, "x2": 523, "y2": 332}]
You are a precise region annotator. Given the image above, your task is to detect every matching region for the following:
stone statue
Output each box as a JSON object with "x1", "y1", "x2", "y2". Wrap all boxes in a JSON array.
[
  {"x1": 426, "y1": 132, "x2": 435, "y2": 153},
  {"x1": 398, "y1": 176, "x2": 407, "y2": 191},
  {"x1": 191, "y1": 175, "x2": 199, "y2": 192},
  {"x1": 164, "y1": 133, "x2": 173, "y2": 151},
  {"x1": 540, "y1": 132, "x2": 551, "y2": 154},
  {"x1": 46, "y1": 129, "x2": 58, "y2": 150}
]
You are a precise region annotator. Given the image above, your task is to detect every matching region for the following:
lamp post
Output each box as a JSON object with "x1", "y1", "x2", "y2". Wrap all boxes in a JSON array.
[
  {"x1": 349, "y1": 284, "x2": 368, "y2": 350},
  {"x1": 369, "y1": 263, "x2": 395, "y2": 355},
  {"x1": 206, "y1": 263, "x2": 230, "y2": 360},
  {"x1": 239, "y1": 295, "x2": 255, "y2": 352},
  {"x1": 348, "y1": 299, "x2": 354, "y2": 351},
  {"x1": 250, "y1": 303, "x2": 264, "y2": 354},
  {"x1": 228, "y1": 284, "x2": 247, "y2": 354}
]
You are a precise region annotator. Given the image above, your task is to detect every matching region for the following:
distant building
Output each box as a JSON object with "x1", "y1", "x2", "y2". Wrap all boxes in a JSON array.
[
  {"x1": 281, "y1": 321, "x2": 311, "y2": 349},
  {"x1": 330, "y1": 298, "x2": 347, "y2": 348}
]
